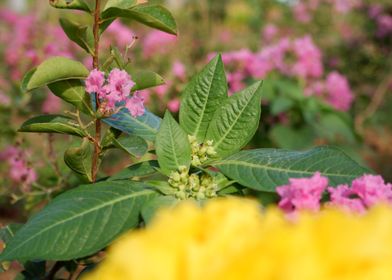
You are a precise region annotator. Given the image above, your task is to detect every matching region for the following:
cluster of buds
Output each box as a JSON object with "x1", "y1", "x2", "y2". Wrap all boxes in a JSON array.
[
  {"x1": 188, "y1": 135, "x2": 217, "y2": 166},
  {"x1": 168, "y1": 166, "x2": 218, "y2": 200}
]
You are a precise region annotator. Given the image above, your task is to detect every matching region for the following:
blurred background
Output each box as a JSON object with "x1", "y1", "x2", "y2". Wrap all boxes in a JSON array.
[{"x1": 0, "y1": 0, "x2": 391, "y2": 220}]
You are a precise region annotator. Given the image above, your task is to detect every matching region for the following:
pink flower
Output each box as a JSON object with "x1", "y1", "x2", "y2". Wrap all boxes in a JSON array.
[
  {"x1": 143, "y1": 30, "x2": 177, "y2": 58},
  {"x1": 351, "y1": 175, "x2": 392, "y2": 207},
  {"x1": 293, "y1": 2, "x2": 312, "y2": 23},
  {"x1": 262, "y1": 24, "x2": 278, "y2": 42},
  {"x1": 167, "y1": 98, "x2": 180, "y2": 113},
  {"x1": 172, "y1": 61, "x2": 186, "y2": 81},
  {"x1": 292, "y1": 36, "x2": 323, "y2": 79},
  {"x1": 325, "y1": 71, "x2": 354, "y2": 111},
  {"x1": 0, "y1": 91, "x2": 11, "y2": 106},
  {"x1": 276, "y1": 172, "x2": 329, "y2": 213},
  {"x1": 125, "y1": 91, "x2": 145, "y2": 117},
  {"x1": 85, "y1": 69, "x2": 105, "y2": 94},
  {"x1": 105, "y1": 20, "x2": 135, "y2": 48},
  {"x1": 107, "y1": 69, "x2": 135, "y2": 100},
  {"x1": 328, "y1": 185, "x2": 366, "y2": 213},
  {"x1": 42, "y1": 93, "x2": 61, "y2": 113}
]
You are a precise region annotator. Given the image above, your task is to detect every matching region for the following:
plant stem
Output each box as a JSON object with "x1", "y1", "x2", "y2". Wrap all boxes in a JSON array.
[{"x1": 92, "y1": 0, "x2": 102, "y2": 182}]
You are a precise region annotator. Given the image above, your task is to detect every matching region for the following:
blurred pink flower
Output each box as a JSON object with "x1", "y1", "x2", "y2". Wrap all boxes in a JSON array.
[
  {"x1": 105, "y1": 20, "x2": 135, "y2": 48},
  {"x1": 142, "y1": 30, "x2": 177, "y2": 58},
  {"x1": 262, "y1": 24, "x2": 278, "y2": 42},
  {"x1": 328, "y1": 185, "x2": 366, "y2": 213},
  {"x1": 42, "y1": 93, "x2": 61, "y2": 113},
  {"x1": 172, "y1": 60, "x2": 186, "y2": 81},
  {"x1": 126, "y1": 91, "x2": 145, "y2": 117},
  {"x1": 293, "y1": 2, "x2": 312, "y2": 23},
  {"x1": 351, "y1": 175, "x2": 392, "y2": 207},
  {"x1": 167, "y1": 98, "x2": 180, "y2": 113},
  {"x1": 292, "y1": 36, "x2": 323, "y2": 79},
  {"x1": 325, "y1": 71, "x2": 354, "y2": 111},
  {"x1": 0, "y1": 91, "x2": 11, "y2": 106}
]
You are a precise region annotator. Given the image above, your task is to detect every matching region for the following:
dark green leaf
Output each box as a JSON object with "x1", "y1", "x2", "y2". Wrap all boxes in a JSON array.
[
  {"x1": 156, "y1": 111, "x2": 191, "y2": 175},
  {"x1": 179, "y1": 54, "x2": 228, "y2": 142},
  {"x1": 114, "y1": 134, "x2": 148, "y2": 157},
  {"x1": 108, "y1": 160, "x2": 159, "y2": 181},
  {"x1": 48, "y1": 80, "x2": 94, "y2": 116},
  {"x1": 102, "y1": 4, "x2": 177, "y2": 35},
  {"x1": 206, "y1": 81, "x2": 263, "y2": 158},
  {"x1": 64, "y1": 139, "x2": 92, "y2": 182},
  {"x1": 141, "y1": 195, "x2": 178, "y2": 224},
  {"x1": 49, "y1": 0, "x2": 91, "y2": 12},
  {"x1": 59, "y1": 18, "x2": 94, "y2": 55},
  {"x1": 103, "y1": 108, "x2": 161, "y2": 142},
  {"x1": 21, "y1": 57, "x2": 89, "y2": 92},
  {"x1": 0, "y1": 181, "x2": 157, "y2": 261},
  {"x1": 18, "y1": 115, "x2": 86, "y2": 137},
  {"x1": 213, "y1": 146, "x2": 371, "y2": 192},
  {"x1": 0, "y1": 224, "x2": 22, "y2": 245}
]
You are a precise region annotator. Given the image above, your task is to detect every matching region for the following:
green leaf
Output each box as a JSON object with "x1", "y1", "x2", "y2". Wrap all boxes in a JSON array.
[
  {"x1": 269, "y1": 125, "x2": 315, "y2": 150},
  {"x1": 0, "y1": 224, "x2": 22, "y2": 245},
  {"x1": 127, "y1": 69, "x2": 165, "y2": 91},
  {"x1": 48, "y1": 80, "x2": 94, "y2": 116},
  {"x1": 113, "y1": 134, "x2": 148, "y2": 157},
  {"x1": 206, "y1": 81, "x2": 263, "y2": 158},
  {"x1": 21, "y1": 57, "x2": 89, "y2": 92},
  {"x1": 213, "y1": 146, "x2": 371, "y2": 192},
  {"x1": 108, "y1": 160, "x2": 159, "y2": 181},
  {"x1": 49, "y1": 0, "x2": 91, "y2": 12},
  {"x1": 102, "y1": 4, "x2": 177, "y2": 35},
  {"x1": 64, "y1": 139, "x2": 93, "y2": 182},
  {"x1": 179, "y1": 54, "x2": 228, "y2": 142},
  {"x1": 18, "y1": 115, "x2": 86, "y2": 137},
  {"x1": 59, "y1": 18, "x2": 94, "y2": 55},
  {"x1": 101, "y1": 127, "x2": 123, "y2": 150},
  {"x1": 156, "y1": 111, "x2": 191, "y2": 175},
  {"x1": 141, "y1": 195, "x2": 179, "y2": 224},
  {"x1": 103, "y1": 108, "x2": 161, "y2": 142},
  {"x1": 0, "y1": 181, "x2": 157, "y2": 261},
  {"x1": 103, "y1": 0, "x2": 137, "y2": 11}
]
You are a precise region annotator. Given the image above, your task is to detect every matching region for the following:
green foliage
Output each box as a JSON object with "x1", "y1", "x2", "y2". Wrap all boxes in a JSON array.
[
  {"x1": 127, "y1": 69, "x2": 165, "y2": 91},
  {"x1": 103, "y1": 0, "x2": 137, "y2": 11},
  {"x1": 59, "y1": 18, "x2": 94, "y2": 55},
  {"x1": 21, "y1": 57, "x2": 89, "y2": 92},
  {"x1": 156, "y1": 111, "x2": 191, "y2": 176},
  {"x1": 141, "y1": 196, "x2": 179, "y2": 224},
  {"x1": 0, "y1": 181, "x2": 157, "y2": 261},
  {"x1": 205, "y1": 81, "x2": 263, "y2": 158},
  {"x1": 213, "y1": 147, "x2": 370, "y2": 192},
  {"x1": 179, "y1": 54, "x2": 228, "y2": 142},
  {"x1": 108, "y1": 160, "x2": 159, "y2": 181},
  {"x1": 18, "y1": 115, "x2": 86, "y2": 137},
  {"x1": 49, "y1": 0, "x2": 91, "y2": 12},
  {"x1": 113, "y1": 134, "x2": 148, "y2": 158},
  {"x1": 64, "y1": 139, "x2": 93, "y2": 182},
  {"x1": 101, "y1": 4, "x2": 178, "y2": 35}
]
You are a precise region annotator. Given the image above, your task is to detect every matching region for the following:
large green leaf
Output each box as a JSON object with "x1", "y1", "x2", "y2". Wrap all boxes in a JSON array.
[
  {"x1": 101, "y1": 4, "x2": 177, "y2": 35},
  {"x1": 64, "y1": 139, "x2": 92, "y2": 182},
  {"x1": 127, "y1": 69, "x2": 165, "y2": 91},
  {"x1": 156, "y1": 111, "x2": 191, "y2": 176},
  {"x1": 18, "y1": 115, "x2": 86, "y2": 137},
  {"x1": 49, "y1": 0, "x2": 91, "y2": 12},
  {"x1": 108, "y1": 160, "x2": 159, "y2": 181},
  {"x1": 0, "y1": 181, "x2": 157, "y2": 261},
  {"x1": 59, "y1": 18, "x2": 94, "y2": 55},
  {"x1": 103, "y1": 108, "x2": 161, "y2": 142},
  {"x1": 21, "y1": 57, "x2": 89, "y2": 92},
  {"x1": 179, "y1": 54, "x2": 228, "y2": 142},
  {"x1": 48, "y1": 80, "x2": 94, "y2": 116},
  {"x1": 206, "y1": 81, "x2": 263, "y2": 158},
  {"x1": 0, "y1": 224, "x2": 22, "y2": 245},
  {"x1": 213, "y1": 146, "x2": 371, "y2": 192},
  {"x1": 113, "y1": 134, "x2": 148, "y2": 157}
]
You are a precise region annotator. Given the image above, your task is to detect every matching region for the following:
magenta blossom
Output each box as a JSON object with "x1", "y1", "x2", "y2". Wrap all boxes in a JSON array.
[
  {"x1": 328, "y1": 185, "x2": 366, "y2": 213},
  {"x1": 125, "y1": 91, "x2": 145, "y2": 117},
  {"x1": 325, "y1": 71, "x2": 354, "y2": 111},
  {"x1": 85, "y1": 69, "x2": 105, "y2": 94}
]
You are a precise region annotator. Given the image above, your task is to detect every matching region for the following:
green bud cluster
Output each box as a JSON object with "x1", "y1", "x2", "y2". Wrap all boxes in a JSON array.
[
  {"x1": 168, "y1": 166, "x2": 218, "y2": 200},
  {"x1": 188, "y1": 135, "x2": 217, "y2": 166}
]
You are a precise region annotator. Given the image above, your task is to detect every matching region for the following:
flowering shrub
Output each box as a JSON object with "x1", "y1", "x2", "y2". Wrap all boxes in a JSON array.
[{"x1": 84, "y1": 197, "x2": 392, "y2": 280}]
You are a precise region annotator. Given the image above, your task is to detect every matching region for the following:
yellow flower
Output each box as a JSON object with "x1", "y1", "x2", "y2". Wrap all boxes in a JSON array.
[{"x1": 84, "y1": 198, "x2": 392, "y2": 280}]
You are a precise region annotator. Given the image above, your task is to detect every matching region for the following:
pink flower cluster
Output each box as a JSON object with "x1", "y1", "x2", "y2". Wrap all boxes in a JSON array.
[
  {"x1": 0, "y1": 146, "x2": 37, "y2": 191},
  {"x1": 368, "y1": 4, "x2": 392, "y2": 38},
  {"x1": 142, "y1": 30, "x2": 177, "y2": 58},
  {"x1": 85, "y1": 69, "x2": 145, "y2": 117},
  {"x1": 277, "y1": 172, "x2": 392, "y2": 214}
]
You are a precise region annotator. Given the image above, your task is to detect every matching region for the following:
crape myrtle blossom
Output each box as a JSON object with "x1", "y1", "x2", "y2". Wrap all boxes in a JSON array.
[
  {"x1": 277, "y1": 173, "x2": 392, "y2": 214},
  {"x1": 85, "y1": 69, "x2": 145, "y2": 117}
]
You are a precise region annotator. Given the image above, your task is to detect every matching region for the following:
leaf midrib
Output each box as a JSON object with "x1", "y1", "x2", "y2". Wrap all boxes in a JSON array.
[{"x1": 1, "y1": 189, "x2": 153, "y2": 259}]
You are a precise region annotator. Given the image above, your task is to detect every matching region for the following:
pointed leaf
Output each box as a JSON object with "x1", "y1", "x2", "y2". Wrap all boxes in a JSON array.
[
  {"x1": 213, "y1": 146, "x2": 371, "y2": 192},
  {"x1": 179, "y1": 54, "x2": 228, "y2": 141},
  {"x1": 113, "y1": 134, "x2": 148, "y2": 157},
  {"x1": 48, "y1": 80, "x2": 94, "y2": 116},
  {"x1": 18, "y1": 115, "x2": 86, "y2": 137},
  {"x1": 126, "y1": 69, "x2": 165, "y2": 91},
  {"x1": 59, "y1": 18, "x2": 94, "y2": 54},
  {"x1": 206, "y1": 81, "x2": 263, "y2": 158},
  {"x1": 21, "y1": 57, "x2": 89, "y2": 92},
  {"x1": 102, "y1": 4, "x2": 177, "y2": 35},
  {"x1": 64, "y1": 139, "x2": 92, "y2": 182},
  {"x1": 103, "y1": 108, "x2": 161, "y2": 142},
  {"x1": 103, "y1": 0, "x2": 137, "y2": 11},
  {"x1": 0, "y1": 181, "x2": 157, "y2": 261},
  {"x1": 156, "y1": 111, "x2": 191, "y2": 175},
  {"x1": 49, "y1": 0, "x2": 91, "y2": 12}
]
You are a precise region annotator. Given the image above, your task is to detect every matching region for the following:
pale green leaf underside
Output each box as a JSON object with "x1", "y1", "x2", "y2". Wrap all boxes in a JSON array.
[
  {"x1": 0, "y1": 181, "x2": 157, "y2": 261},
  {"x1": 206, "y1": 81, "x2": 263, "y2": 158},
  {"x1": 214, "y1": 146, "x2": 371, "y2": 192},
  {"x1": 156, "y1": 111, "x2": 191, "y2": 176},
  {"x1": 179, "y1": 54, "x2": 228, "y2": 142}
]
